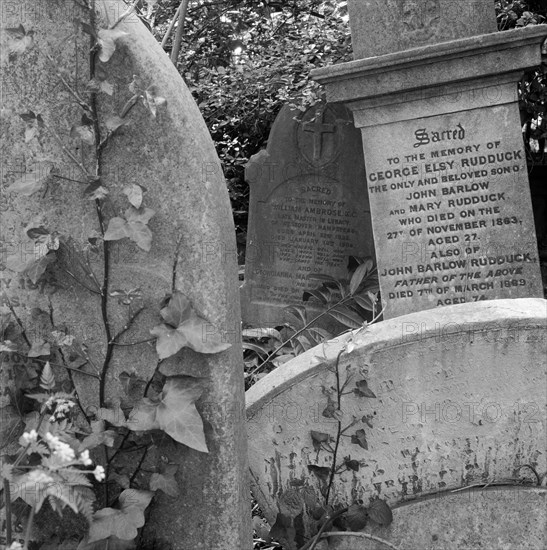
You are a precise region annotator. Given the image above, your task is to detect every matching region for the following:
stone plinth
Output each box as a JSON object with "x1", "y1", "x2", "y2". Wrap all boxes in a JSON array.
[{"x1": 312, "y1": 27, "x2": 547, "y2": 319}]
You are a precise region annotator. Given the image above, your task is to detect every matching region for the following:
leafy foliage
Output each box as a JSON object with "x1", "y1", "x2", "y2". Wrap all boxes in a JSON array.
[{"x1": 150, "y1": 291, "x2": 231, "y2": 359}]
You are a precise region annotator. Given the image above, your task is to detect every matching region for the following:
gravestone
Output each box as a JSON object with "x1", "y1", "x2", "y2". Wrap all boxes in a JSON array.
[
  {"x1": 241, "y1": 102, "x2": 374, "y2": 327},
  {"x1": 246, "y1": 298, "x2": 547, "y2": 547},
  {"x1": 312, "y1": 4, "x2": 546, "y2": 319},
  {"x1": 0, "y1": 1, "x2": 251, "y2": 548},
  {"x1": 329, "y1": 487, "x2": 547, "y2": 549}
]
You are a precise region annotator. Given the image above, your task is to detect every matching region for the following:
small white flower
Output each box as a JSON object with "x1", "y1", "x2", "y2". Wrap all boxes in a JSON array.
[
  {"x1": 45, "y1": 432, "x2": 76, "y2": 464},
  {"x1": 93, "y1": 465, "x2": 105, "y2": 482},
  {"x1": 28, "y1": 469, "x2": 54, "y2": 484},
  {"x1": 21, "y1": 429, "x2": 38, "y2": 444},
  {"x1": 80, "y1": 449, "x2": 92, "y2": 466},
  {"x1": 9, "y1": 542, "x2": 24, "y2": 550}
]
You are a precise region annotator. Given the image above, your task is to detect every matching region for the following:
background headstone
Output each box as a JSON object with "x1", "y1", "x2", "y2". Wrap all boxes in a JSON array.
[
  {"x1": 312, "y1": 10, "x2": 546, "y2": 319},
  {"x1": 246, "y1": 299, "x2": 547, "y2": 545},
  {"x1": 241, "y1": 102, "x2": 374, "y2": 328}
]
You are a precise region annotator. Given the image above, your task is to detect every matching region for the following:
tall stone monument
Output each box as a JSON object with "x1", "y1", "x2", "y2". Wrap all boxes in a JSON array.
[
  {"x1": 241, "y1": 102, "x2": 374, "y2": 327},
  {"x1": 312, "y1": 1, "x2": 546, "y2": 318}
]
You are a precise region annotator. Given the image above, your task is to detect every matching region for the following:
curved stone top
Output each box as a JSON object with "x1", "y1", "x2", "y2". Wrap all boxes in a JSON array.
[
  {"x1": 247, "y1": 298, "x2": 547, "y2": 416},
  {"x1": 246, "y1": 298, "x2": 546, "y2": 538}
]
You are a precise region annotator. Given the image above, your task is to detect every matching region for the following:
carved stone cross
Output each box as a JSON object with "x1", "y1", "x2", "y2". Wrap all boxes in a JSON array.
[{"x1": 303, "y1": 106, "x2": 335, "y2": 160}]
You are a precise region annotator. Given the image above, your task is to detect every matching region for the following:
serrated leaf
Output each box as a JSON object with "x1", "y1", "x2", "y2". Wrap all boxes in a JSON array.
[
  {"x1": 124, "y1": 206, "x2": 154, "y2": 225},
  {"x1": 104, "y1": 217, "x2": 129, "y2": 241},
  {"x1": 346, "y1": 502, "x2": 368, "y2": 530},
  {"x1": 97, "y1": 28, "x2": 128, "y2": 63},
  {"x1": 284, "y1": 305, "x2": 307, "y2": 326},
  {"x1": 368, "y1": 499, "x2": 393, "y2": 526},
  {"x1": 156, "y1": 376, "x2": 207, "y2": 452},
  {"x1": 10, "y1": 162, "x2": 53, "y2": 195},
  {"x1": 123, "y1": 184, "x2": 143, "y2": 209},
  {"x1": 87, "y1": 489, "x2": 153, "y2": 543},
  {"x1": 351, "y1": 429, "x2": 368, "y2": 450},
  {"x1": 354, "y1": 379, "x2": 376, "y2": 398},
  {"x1": 39, "y1": 361, "x2": 55, "y2": 389}
]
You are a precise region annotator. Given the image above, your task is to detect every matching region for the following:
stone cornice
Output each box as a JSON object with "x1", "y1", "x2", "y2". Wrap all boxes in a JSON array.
[{"x1": 311, "y1": 26, "x2": 547, "y2": 106}]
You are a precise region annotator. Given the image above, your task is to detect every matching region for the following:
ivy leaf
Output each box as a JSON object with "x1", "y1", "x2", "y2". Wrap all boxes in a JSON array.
[
  {"x1": 99, "y1": 406, "x2": 127, "y2": 428},
  {"x1": 149, "y1": 464, "x2": 179, "y2": 497},
  {"x1": 28, "y1": 339, "x2": 51, "y2": 358},
  {"x1": 351, "y1": 429, "x2": 368, "y2": 450},
  {"x1": 87, "y1": 489, "x2": 153, "y2": 543},
  {"x1": 307, "y1": 465, "x2": 330, "y2": 482},
  {"x1": 104, "y1": 208, "x2": 155, "y2": 251},
  {"x1": 126, "y1": 221, "x2": 153, "y2": 251},
  {"x1": 142, "y1": 86, "x2": 166, "y2": 118},
  {"x1": 97, "y1": 28, "x2": 128, "y2": 63},
  {"x1": 6, "y1": 24, "x2": 34, "y2": 60},
  {"x1": 39, "y1": 361, "x2": 55, "y2": 389},
  {"x1": 123, "y1": 184, "x2": 143, "y2": 209},
  {"x1": 368, "y1": 499, "x2": 393, "y2": 526},
  {"x1": 126, "y1": 398, "x2": 160, "y2": 432},
  {"x1": 155, "y1": 376, "x2": 207, "y2": 453},
  {"x1": 84, "y1": 178, "x2": 109, "y2": 200},
  {"x1": 160, "y1": 292, "x2": 192, "y2": 327},
  {"x1": 310, "y1": 430, "x2": 329, "y2": 452},
  {"x1": 345, "y1": 459, "x2": 360, "y2": 472},
  {"x1": 346, "y1": 502, "x2": 368, "y2": 530},
  {"x1": 104, "y1": 115, "x2": 127, "y2": 133},
  {"x1": 79, "y1": 420, "x2": 116, "y2": 451},
  {"x1": 86, "y1": 78, "x2": 114, "y2": 95},
  {"x1": 177, "y1": 309, "x2": 231, "y2": 354},
  {"x1": 9, "y1": 162, "x2": 54, "y2": 195},
  {"x1": 149, "y1": 324, "x2": 187, "y2": 361},
  {"x1": 22, "y1": 254, "x2": 57, "y2": 284},
  {"x1": 70, "y1": 120, "x2": 95, "y2": 145},
  {"x1": 124, "y1": 206, "x2": 154, "y2": 225},
  {"x1": 354, "y1": 380, "x2": 376, "y2": 398},
  {"x1": 150, "y1": 291, "x2": 231, "y2": 359},
  {"x1": 104, "y1": 217, "x2": 129, "y2": 241}
]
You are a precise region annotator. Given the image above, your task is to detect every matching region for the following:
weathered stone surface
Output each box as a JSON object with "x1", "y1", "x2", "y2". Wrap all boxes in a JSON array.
[
  {"x1": 241, "y1": 102, "x2": 374, "y2": 327},
  {"x1": 329, "y1": 487, "x2": 547, "y2": 549},
  {"x1": 1, "y1": 1, "x2": 251, "y2": 548},
  {"x1": 246, "y1": 299, "x2": 547, "y2": 543},
  {"x1": 312, "y1": 26, "x2": 547, "y2": 318},
  {"x1": 347, "y1": 0, "x2": 496, "y2": 59}
]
